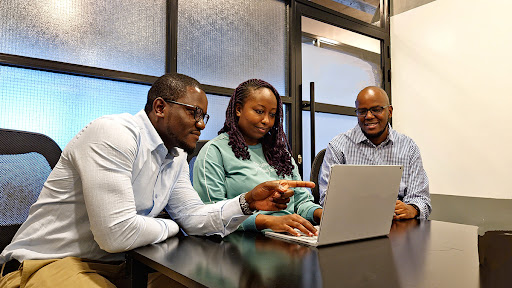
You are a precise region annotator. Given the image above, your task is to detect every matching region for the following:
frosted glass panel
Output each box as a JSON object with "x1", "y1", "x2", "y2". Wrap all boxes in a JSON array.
[
  {"x1": 0, "y1": 0, "x2": 166, "y2": 76},
  {"x1": 0, "y1": 66, "x2": 150, "y2": 149},
  {"x1": 302, "y1": 112, "x2": 357, "y2": 181},
  {"x1": 302, "y1": 42, "x2": 381, "y2": 106},
  {"x1": 308, "y1": 0, "x2": 382, "y2": 27},
  {"x1": 178, "y1": 0, "x2": 287, "y2": 95},
  {"x1": 200, "y1": 95, "x2": 230, "y2": 141}
]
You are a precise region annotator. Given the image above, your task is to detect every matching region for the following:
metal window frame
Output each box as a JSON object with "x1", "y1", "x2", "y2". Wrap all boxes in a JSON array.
[
  {"x1": 0, "y1": 0, "x2": 287, "y2": 102},
  {"x1": 289, "y1": 0, "x2": 390, "y2": 175},
  {"x1": 0, "y1": 0, "x2": 391, "y2": 178}
]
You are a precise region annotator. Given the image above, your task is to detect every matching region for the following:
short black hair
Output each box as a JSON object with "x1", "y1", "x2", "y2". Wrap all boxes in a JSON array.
[{"x1": 144, "y1": 73, "x2": 201, "y2": 114}]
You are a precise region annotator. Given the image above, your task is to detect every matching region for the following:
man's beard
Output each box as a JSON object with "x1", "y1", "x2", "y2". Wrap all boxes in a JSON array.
[
  {"x1": 166, "y1": 127, "x2": 196, "y2": 154},
  {"x1": 362, "y1": 119, "x2": 389, "y2": 140}
]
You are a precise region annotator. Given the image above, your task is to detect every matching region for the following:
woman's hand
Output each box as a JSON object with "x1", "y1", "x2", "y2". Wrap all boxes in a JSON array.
[{"x1": 255, "y1": 214, "x2": 318, "y2": 237}]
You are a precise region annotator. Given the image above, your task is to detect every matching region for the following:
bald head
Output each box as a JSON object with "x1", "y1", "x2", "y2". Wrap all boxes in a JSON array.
[
  {"x1": 355, "y1": 86, "x2": 392, "y2": 146},
  {"x1": 356, "y1": 86, "x2": 390, "y2": 107}
]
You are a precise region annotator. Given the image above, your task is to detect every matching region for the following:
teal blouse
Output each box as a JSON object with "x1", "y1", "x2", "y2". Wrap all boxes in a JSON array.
[{"x1": 193, "y1": 133, "x2": 321, "y2": 231}]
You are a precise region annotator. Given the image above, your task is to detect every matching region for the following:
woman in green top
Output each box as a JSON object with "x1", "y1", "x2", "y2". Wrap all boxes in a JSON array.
[{"x1": 193, "y1": 79, "x2": 322, "y2": 236}]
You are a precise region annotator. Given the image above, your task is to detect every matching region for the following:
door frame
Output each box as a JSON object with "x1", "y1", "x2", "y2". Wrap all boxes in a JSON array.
[{"x1": 288, "y1": 0, "x2": 391, "y2": 176}]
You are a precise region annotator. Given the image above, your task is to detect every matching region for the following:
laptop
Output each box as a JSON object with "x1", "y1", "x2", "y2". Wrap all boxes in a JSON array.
[{"x1": 265, "y1": 164, "x2": 403, "y2": 246}]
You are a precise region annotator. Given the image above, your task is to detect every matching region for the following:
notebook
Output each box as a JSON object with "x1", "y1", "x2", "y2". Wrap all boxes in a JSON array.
[{"x1": 265, "y1": 164, "x2": 403, "y2": 246}]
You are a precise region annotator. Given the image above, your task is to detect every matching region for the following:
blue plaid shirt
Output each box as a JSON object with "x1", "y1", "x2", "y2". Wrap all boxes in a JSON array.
[{"x1": 319, "y1": 124, "x2": 431, "y2": 219}]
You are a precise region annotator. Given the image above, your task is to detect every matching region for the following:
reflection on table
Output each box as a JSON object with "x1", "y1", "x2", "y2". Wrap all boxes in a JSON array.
[{"x1": 129, "y1": 220, "x2": 500, "y2": 288}]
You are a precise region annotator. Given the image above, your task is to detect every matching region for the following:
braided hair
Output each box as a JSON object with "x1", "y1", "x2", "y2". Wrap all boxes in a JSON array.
[{"x1": 219, "y1": 79, "x2": 293, "y2": 177}]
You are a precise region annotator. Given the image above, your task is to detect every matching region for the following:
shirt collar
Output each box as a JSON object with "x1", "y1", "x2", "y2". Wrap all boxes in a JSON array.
[
  {"x1": 134, "y1": 110, "x2": 179, "y2": 157},
  {"x1": 351, "y1": 123, "x2": 395, "y2": 147}
]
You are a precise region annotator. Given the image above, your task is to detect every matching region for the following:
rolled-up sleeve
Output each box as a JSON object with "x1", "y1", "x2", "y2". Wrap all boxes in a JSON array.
[
  {"x1": 402, "y1": 143, "x2": 431, "y2": 219},
  {"x1": 167, "y1": 160, "x2": 248, "y2": 236}
]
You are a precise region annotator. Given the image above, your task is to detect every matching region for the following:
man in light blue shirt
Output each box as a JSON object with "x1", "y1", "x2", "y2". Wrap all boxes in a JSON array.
[
  {"x1": 319, "y1": 86, "x2": 431, "y2": 220},
  {"x1": 0, "y1": 73, "x2": 313, "y2": 287}
]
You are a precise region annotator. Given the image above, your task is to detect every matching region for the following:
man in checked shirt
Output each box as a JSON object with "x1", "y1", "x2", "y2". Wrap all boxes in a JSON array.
[{"x1": 318, "y1": 86, "x2": 431, "y2": 219}]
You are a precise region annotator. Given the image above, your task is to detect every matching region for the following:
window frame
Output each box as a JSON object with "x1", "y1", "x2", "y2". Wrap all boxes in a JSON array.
[
  {"x1": 289, "y1": 0, "x2": 391, "y2": 175},
  {"x1": 0, "y1": 0, "x2": 391, "y2": 177}
]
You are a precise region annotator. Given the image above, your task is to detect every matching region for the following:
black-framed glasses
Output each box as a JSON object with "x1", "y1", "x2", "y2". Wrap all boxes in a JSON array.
[
  {"x1": 164, "y1": 99, "x2": 210, "y2": 125},
  {"x1": 355, "y1": 105, "x2": 390, "y2": 117}
]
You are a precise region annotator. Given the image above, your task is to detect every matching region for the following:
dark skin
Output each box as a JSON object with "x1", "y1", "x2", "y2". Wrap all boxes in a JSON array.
[
  {"x1": 236, "y1": 88, "x2": 322, "y2": 237},
  {"x1": 355, "y1": 86, "x2": 392, "y2": 146},
  {"x1": 150, "y1": 86, "x2": 206, "y2": 154},
  {"x1": 148, "y1": 86, "x2": 316, "y2": 211},
  {"x1": 356, "y1": 86, "x2": 418, "y2": 219}
]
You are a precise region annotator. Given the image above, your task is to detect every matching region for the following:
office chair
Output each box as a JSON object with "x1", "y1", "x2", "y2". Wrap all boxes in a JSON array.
[
  {"x1": 309, "y1": 149, "x2": 326, "y2": 205},
  {"x1": 188, "y1": 140, "x2": 208, "y2": 185},
  {"x1": 0, "y1": 128, "x2": 62, "y2": 252}
]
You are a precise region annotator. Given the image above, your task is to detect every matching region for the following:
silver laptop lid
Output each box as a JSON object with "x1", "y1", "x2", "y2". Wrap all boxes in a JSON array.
[{"x1": 317, "y1": 165, "x2": 403, "y2": 246}]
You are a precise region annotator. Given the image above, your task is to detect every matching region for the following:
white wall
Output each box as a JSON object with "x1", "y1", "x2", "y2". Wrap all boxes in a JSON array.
[{"x1": 391, "y1": 0, "x2": 512, "y2": 199}]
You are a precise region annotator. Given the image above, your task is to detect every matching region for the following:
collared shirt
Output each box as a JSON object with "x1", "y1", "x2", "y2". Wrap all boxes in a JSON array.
[
  {"x1": 1, "y1": 110, "x2": 248, "y2": 263},
  {"x1": 319, "y1": 124, "x2": 431, "y2": 219}
]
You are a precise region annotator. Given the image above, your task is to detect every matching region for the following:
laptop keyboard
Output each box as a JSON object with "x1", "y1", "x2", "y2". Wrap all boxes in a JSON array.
[
  {"x1": 265, "y1": 225, "x2": 320, "y2": 245},
  {"x1": 290, "y1": 226, "x2": 319, "y2": 242}
]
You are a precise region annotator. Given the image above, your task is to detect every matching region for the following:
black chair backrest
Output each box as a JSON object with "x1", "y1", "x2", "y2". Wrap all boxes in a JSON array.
[
  {"x1": 188, "y1": 140, "x2": 208, "y2": 185},
  {"x1": 187, "y1": 140, "x2": 208, "y2": 163},
  {"x1": 0, "y1": 128, "x2": 62, "y2": 252},
  {"x1": 309, "y1": 148, "x2": 326, "y2": 204},
  {"x1": 0, "y1": 128, "x2": 61, "y2": 169}
]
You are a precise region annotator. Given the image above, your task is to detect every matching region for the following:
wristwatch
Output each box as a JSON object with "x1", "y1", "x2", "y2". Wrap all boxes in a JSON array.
[
  {"x1": 410, "y1": 204, "x2": 420, "y2": 218},
  {"x1": 239, "y1": 192, "x2": 253, "y2": 215}
]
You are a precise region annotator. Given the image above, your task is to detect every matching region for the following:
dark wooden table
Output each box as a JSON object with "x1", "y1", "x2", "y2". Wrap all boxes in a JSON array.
[{"x1": 127, "y1": 220, "x2": 511, "y2": 288}]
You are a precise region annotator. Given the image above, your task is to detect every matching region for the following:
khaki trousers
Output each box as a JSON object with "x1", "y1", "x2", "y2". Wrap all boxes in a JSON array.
[{"x1": 0, "y1": 257, "x2": 126, "y2": 288}]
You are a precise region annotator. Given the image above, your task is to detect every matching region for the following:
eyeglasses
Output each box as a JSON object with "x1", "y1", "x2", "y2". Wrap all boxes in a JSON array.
[
  {"x1": 355, "y1": 105, "x2": 390, "y2": 117},
  {"x1": 163, "y1": 99, "x2": 210, "y2": 125}
]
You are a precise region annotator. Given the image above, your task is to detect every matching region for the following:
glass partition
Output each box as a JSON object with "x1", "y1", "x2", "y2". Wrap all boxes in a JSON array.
[
  {"x1": 0, "y1": 0, "x2": 166, "y2": 76},
  {"x1": 307, "y1": 0, "x2": 382, "y2": 27},
  {"x1": 302, "y1": 112, "x2": 357, "y2": 181},
  {"x1": 177, "y1": 0, "x2": 288, "y2": 95},
  {"x1": 200, "y1": 95, "x2": 230, "y2": 141},
  {"x1": 300, "y1": 16, "x2": 382, "y2": 181},
  {"x1": 0, "y1": 66, "x2": 150, "y2": 149},
  {"x1": 301, "y1": 17, "x2": 382, "y2": 105}
]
